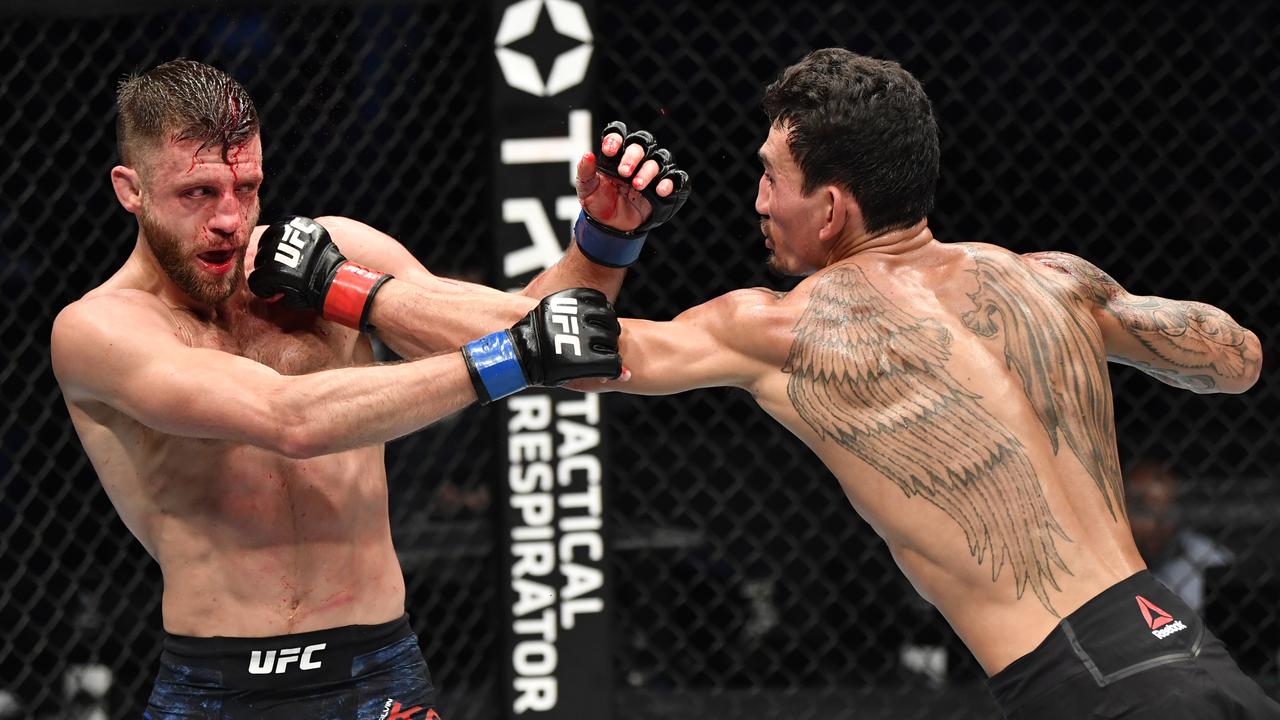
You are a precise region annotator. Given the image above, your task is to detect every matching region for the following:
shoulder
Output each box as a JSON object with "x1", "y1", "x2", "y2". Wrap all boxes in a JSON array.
[
  {"x1": 52, "y1": 291, "x2": 180, "y2": 377},
  {"x1": 54, "y1": 289, "x2": 175, "y2": 341},
  {"x1": 1019, "y1": 250, "x2": 1125, "y2": 304},
  {"x1": 676, "y1": 287, "x2": 794, "y2": 329}
]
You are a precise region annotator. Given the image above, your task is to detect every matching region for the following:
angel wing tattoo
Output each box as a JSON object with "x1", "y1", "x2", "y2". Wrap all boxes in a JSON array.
[
  {"x1": 783, "y1": 266, "x2": 1071, "y2": 614},
  {"x1": 963, "y1": 255, "x2": 1125, "y2": 518}
]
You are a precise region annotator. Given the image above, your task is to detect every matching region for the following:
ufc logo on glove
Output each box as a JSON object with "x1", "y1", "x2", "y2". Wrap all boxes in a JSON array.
[
  {"x1": 549, "y1": 296, "x2": 582, "y2": 356},
  {"x1": 271, "y1": 217, "x2": 320, "y2": 269}
]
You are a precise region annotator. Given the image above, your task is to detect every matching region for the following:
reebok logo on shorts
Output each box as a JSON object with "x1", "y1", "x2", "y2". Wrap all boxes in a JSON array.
[
  {"x1": 1136, "y1": 595, "x2": 1186, "y2": 639},
  {"x1": 376, "y1": 698, "x2": 439, "y2": 720}
]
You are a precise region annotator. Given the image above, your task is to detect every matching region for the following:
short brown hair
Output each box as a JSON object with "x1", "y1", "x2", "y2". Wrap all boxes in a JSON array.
[{"x1": 116, "y1": 59, "x2": 259, "y2": 167}]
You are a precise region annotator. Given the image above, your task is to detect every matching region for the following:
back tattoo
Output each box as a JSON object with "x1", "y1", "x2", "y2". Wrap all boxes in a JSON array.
[
  {"x1": 782, "y1": 265, "x2": 1072, "y2": 614},
  {"x1": 963, "y1": 254, "x2": 1124, "y2": 519}
]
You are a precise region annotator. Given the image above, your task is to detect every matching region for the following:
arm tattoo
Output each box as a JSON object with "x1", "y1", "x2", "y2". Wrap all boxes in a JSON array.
[
  {"x1": 964, "y1": 255, "x2": 1125, "y2": 519},
  {"x1": 783, "y1": 266, "x2": 1071, "y2": 615},
  {"x1": 1029, "y1": 252, "x2": 1260, "y2": 391}
]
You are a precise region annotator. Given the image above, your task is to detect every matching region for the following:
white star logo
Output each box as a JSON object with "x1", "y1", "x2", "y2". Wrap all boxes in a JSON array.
[{"x1": 494, "y1": 0, "x2": 594, "y2": 97}]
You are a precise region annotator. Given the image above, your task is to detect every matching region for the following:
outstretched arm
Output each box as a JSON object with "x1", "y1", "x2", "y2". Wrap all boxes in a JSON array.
[
  {"x1": 597, "y1": 289, "x2": 790, "y2": 396},
  {"x1": 1027, "y1": 251, "x2": 1262, "y2": 394}
]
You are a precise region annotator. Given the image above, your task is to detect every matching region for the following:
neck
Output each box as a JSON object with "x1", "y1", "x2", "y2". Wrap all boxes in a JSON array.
[{"x1": 825, "y1": 219, "x2": 934, "y2": 265}]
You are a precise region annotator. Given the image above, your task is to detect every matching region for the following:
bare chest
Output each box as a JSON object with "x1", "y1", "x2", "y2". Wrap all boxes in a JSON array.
[{"x1": 176, "y1": 295, "x2": 367, "y2": 375}]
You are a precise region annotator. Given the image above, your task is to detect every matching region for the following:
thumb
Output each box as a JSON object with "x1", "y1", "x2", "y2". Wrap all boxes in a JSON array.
[{"x1": 576, "y1": 151, "x2": 600, "y2": 198}]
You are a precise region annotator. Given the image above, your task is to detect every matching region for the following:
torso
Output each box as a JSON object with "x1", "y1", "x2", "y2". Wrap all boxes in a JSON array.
[
  {"x1": 62, "y1": 233, "x2": 405, "y2": 637},
  {"x1": 745, "y1": 240, "x2": 1146, "y2": 675}
]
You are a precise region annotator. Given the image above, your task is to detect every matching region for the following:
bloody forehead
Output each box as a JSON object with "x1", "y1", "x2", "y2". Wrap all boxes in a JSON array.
[{"x1": 149, "y1": 135, "x2": 263, "y2": 182}]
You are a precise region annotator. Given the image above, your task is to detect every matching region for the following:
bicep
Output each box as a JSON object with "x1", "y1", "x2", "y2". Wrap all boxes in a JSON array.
[{"x1": 53, "y1": 303, "x2": 289, "y2": 443}]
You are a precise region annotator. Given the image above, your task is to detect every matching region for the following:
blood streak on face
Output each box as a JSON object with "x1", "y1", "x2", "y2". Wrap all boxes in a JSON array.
[
  {"x1": 229, "y1": 143, "x2": 242, "y2": 185},
  {"x1": 227, "y1": 93, "x2": 242, "y2": 185}
]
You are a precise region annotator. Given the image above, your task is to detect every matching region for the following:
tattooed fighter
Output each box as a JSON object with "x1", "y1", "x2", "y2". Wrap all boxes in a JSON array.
[{"x1": 604, "y1": 49, "x2": 1271, "y2": 718}]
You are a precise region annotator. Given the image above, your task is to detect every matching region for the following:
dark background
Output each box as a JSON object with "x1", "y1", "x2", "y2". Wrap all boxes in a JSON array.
[{"x1": 1, "y1": 1, "x2": 1276, "y2": 718}]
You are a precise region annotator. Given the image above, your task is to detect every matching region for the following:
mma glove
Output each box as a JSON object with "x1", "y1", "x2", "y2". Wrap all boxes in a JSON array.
[
  {"x1": 576, "y1": 120, "x2": 691, "y2": 267},
  {"x1": 248, "y1": 216, "x2": 392, "y2": 332},
  {"x1": 462, "y1": 288, "x2": 622, "y2": 404}
]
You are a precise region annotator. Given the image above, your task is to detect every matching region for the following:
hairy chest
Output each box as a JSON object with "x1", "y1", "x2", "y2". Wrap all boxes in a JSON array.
[{"x1": 175, "y1": 293, "x2": 366, "y2": 375}]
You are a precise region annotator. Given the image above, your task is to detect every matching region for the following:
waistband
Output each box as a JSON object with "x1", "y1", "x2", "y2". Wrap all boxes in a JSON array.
[
  {"x1": 162, "y1": 614, "x2": 413, "y2": 690},
  {"x1": 988, "y1": 570, "x2": 1205, "y2": 711}
]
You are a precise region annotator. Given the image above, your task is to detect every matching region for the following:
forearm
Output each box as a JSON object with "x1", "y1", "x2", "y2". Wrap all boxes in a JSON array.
[
  {"x1": 367, "y1": 279, "x2": 535, "y2": 359},
  {"x1": 365, "y1": 246, "x2": 621, "y2": 359},
  {"x1": 599, "y1": 316, "x2": 755, "y2": 396},
  {"x1": 522, "y1": 241, "x2": 625, "y2": 302},
  {"x1": 276, "y1": 351, "x2": 477, "y2": 457}
]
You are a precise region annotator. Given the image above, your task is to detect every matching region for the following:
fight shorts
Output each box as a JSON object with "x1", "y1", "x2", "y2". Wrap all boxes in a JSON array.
[
  {"x1": 144, "y1": 614, "x2": 442, "y2": 720},
  {"x1": 989, "y1": 570, "x2": 1280, "y2": 719}
]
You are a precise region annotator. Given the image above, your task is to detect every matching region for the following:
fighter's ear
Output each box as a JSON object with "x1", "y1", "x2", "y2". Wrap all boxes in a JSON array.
[
  {"x1": 818, "y1": 184, "x2": 862, "y2": 243},
  {"x1": 111, "y1": 165, "x2": 143, "y2": 214}
]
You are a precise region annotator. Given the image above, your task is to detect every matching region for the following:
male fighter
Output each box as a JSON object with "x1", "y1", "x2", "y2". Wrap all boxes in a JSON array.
[
  {"x1": 50, "y1": 59, "x2": 685, "y2": 718},
  {"x1": 596, "y1": 49, "x2": 1274, "y2": 718}
]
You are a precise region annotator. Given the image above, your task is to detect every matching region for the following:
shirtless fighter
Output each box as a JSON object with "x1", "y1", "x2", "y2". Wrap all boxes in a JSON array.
[
  {"x1": 49, "y1": 60, "x2": 686, "y2": 718},
  {"x1": 600, "y1": 49, "x2": 1274, "y2": 718}
]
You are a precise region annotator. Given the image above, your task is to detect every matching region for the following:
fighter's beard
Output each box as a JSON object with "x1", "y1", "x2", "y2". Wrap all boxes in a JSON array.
[{"x1": 140, "y1": 208, "x2": 244, "y2": 306}]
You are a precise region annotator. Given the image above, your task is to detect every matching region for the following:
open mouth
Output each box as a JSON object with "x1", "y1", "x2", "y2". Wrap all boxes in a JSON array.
[{"x1": 196, "y1": 249, "x2": 239, "y2": 273}]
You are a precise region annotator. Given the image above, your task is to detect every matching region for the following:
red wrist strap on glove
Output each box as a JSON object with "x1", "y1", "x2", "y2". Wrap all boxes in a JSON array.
[{"x1": 322, "y1": 261, "x2": 393, "y2": 333}]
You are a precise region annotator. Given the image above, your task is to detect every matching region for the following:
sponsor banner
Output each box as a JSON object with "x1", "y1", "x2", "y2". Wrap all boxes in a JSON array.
[{"x1": 489, "y1": 2, "x2": 612, "y2": 718}]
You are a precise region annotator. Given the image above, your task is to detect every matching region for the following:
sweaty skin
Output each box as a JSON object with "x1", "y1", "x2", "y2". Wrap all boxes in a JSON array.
[
  {"x1": 602, "y1": 124, "x2": 1262, "y2": 676},
  {"x1": 50, "y1": 134, "x2": 642, "y2": 637}
]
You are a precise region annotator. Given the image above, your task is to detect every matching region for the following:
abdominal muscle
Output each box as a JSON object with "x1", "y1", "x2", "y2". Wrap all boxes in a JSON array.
[{"x1": 87, "y1": 416, "x2": 407, "y2": 638}]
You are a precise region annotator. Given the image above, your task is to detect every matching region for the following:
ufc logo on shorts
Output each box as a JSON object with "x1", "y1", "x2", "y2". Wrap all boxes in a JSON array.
[
  {"x1": 247, "y1": 642, "x2": 326, "y2": 674},
  {"x1": 272, "y1": 217, "x2": 319, "y2": 269},
  {"x1": 548, "y1": 296, "x2": 581, "y2": 356}
]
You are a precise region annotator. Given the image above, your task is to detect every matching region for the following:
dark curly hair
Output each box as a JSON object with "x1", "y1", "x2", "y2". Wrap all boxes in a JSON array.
[{"x1": 763, "y1": 49, "x2": 939, "y2": 235}]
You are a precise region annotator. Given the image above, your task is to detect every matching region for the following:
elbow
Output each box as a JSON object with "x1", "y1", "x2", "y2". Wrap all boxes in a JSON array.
[
  {"x1": 1228, "y1": 332, "x2": 1264, "y2": 394},
  {"x1": 258, "y1": 386, "x2": 333, "y2": 459},
  {"x1": 1210, "y1": 331, "x2": 1263, "y2": 395},
  {"x1": 273, "y1": 423, "x2": 330, "y2": 459}
]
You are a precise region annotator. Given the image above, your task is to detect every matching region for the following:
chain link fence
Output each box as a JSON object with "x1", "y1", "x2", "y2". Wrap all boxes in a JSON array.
[{"x1": 2, "y1": 0, "x2": 1277, "y2": 718}]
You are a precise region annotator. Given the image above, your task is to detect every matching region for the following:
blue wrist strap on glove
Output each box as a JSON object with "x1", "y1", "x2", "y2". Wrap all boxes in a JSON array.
[
  {"x1": 463, "y1": 331, "x2": 528, "y2": 403},
  {"x1": 574, "y1": 210, "x2": 647, "y2": 268}
]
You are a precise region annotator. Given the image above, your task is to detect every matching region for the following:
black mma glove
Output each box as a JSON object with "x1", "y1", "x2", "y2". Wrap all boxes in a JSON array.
[
  {"x1": 248, "y1": 216, "x2": 392, "y2": 332},
  {"x1": 575, "y1": 120, "x2": 691, "y2": 267},
  {"x1": 462, "y1": 288, "x2": 622, "y2": 404}
]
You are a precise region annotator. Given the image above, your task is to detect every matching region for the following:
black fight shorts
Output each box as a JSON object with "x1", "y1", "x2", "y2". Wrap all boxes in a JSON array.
[
  {"x1": 989, "y1": 570, "x2": 1280, "y2": 719},
  {"x1": 144, "y1": 615, "x2": 441, "y2": 720}
]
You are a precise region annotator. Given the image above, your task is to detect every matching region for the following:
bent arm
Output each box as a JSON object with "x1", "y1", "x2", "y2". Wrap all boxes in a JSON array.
[
  {"x1": 52, "y1": 296, "x2": 477, "y2": 458},
  {"x1": 316, "y1": 216, "x2": 620, "y2": 358},
  {"x1": 1028, "y1": 251, "x2": 1262, "y2": 394}
]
